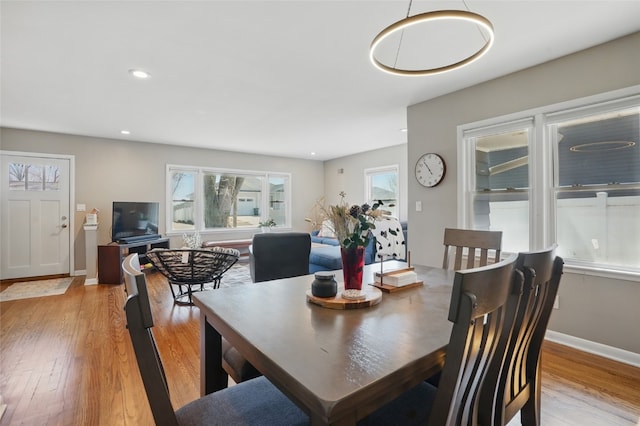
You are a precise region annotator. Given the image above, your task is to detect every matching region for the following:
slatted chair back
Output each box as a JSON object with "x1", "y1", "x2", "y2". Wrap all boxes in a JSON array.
[
  {"x1": 442, "y1": 228, "x2": 503, "y2": 270},
  {"x1": 428, "y1": 253, "x2": 523, "y2": 425},
  {"x1": 123, "y1": 253, "x2": 179, "y2": 426},
  {"x1": 480, "y1": 246, "x2": 563, "y2": 426}
]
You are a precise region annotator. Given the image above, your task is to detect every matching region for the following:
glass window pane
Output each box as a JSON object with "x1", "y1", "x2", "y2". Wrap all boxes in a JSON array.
[
  {"x1": 366, "y1": 167, "x2": 398, "y2": 218},
  {"x1": 472, "y1": 129, "x2": 531, "y2": 252},
  {"x1": 27, "y1": 164, "x2": 44, "y2": 190},
  {"x1": 203, "y1": 173, "x2": 262, "y2": 229},
  {"x1": 171, "y1": 171, "x2": 196, "y2": 231},
  {"x1": 556, "y1": 107, "x2": 639, "y2": 187},
  {"x1": 472, "y1": 192, "x2": 529, "y2": 253},
  {"x1": 269, "y1": 176, "x2": 288, "y2": 226},
  {"x1": 554, "y1": 107, "x2": 640, "y2": 269},
  {"x1": 556, "y1": 189, "x2": 640, "y2": 269},
  {"x1": 9, "y1": 163, "x2": 26, "y2": 190},
  {"x1": 44, "y1": 165, "x2": 60, "y2": 190},
  {"x1": 475, "y1": 130, "x2": 529, "y2": 191}
]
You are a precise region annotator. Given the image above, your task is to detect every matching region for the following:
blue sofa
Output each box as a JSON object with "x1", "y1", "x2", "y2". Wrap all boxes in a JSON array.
[{"x1": 308, "y1": 222, "x2": 407, "y2": 273}]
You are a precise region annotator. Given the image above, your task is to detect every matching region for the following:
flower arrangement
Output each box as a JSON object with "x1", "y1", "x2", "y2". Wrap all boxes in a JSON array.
[{"x1": 319, "y1": 192, "x2": 385, "y2": 250}]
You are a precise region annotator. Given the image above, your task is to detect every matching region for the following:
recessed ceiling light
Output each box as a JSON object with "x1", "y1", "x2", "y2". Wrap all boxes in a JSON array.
[
  {"x1": 310, "y1": 152, "x2": 316, "y2": 156},
  {"x1": 129, "y1": 69, "x2": 151, "y2": 79},
  {"x1": 120, "y1": 130, "x2": 131, "y2": 135},
  {"x1": 400, "y1": 128, "x2": 408, "y2": 132}
]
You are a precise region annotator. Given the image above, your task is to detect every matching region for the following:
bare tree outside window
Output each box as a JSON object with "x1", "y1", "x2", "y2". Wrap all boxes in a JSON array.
[
  {"x1": 168, "y1": 166, "x2": 290, "y2": 232},
  {"x1": 203, "y1": 174, "x2": 245, "y2": 228},
  {"x1": 8, "y1": 162, "x2": 60, "y2": 191}
]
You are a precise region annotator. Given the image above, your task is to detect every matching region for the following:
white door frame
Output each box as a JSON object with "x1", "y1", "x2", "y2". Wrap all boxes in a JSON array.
[{"x1": 1, "y1": 150, "x2": 75, "y2": 277}]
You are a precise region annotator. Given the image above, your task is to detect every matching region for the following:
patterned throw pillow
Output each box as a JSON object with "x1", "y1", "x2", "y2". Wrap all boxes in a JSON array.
[{"x1": 207, "y1": 246, "x2": 241, "y2": 258}]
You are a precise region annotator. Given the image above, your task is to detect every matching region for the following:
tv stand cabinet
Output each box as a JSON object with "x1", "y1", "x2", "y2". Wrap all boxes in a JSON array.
[{"x1": 98, "y1": 237, "x2": 170, "y2": 284}]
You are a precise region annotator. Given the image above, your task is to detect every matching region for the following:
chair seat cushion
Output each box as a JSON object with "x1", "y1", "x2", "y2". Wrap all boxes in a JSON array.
[
  {"x1": 222, "y1": 338, "x2": 261, "y2": 382},
  {"x1": 357, "y1": 381, "x2": 437, "y2": 425},
  {"x1": 175, "y1": 376, "x2": 308, "y2": 425}
]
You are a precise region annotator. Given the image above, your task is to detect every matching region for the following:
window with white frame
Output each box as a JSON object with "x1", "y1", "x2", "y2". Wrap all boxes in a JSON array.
[
  {"x1": 548, "y1": 104, "x2": 639, "y2": 270},
  {"x1": 460, "y1": 90, "x2": 640, "y2": 274},
  {"x1": 463, "y1": 122, "x2": 533, "y2": 253},
  {"x1": 167, "y1": 166, "x2": 291, "y2": 233},
  {"x1": 365, "y1": 165, "x2": 399, "y2": 218}
]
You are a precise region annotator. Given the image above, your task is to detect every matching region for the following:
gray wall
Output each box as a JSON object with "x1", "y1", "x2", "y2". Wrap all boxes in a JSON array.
[
  {"x1": 407, "y1": 32, "x2": 640, "y2": 353},
  {"x1": 0, "y1": 129, "x2": 325, "y2": 270},
  {"x1": 323, "y1": 144, "x2": 408, "y2": 222}
]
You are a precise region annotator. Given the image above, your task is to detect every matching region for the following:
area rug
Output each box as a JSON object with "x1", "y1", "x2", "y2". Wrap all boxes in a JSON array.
[
  {"x1": 218, "y1": 262, "x2": 253, "y2": 288},
  {"x1": 0, "y1": 277, "x2": 74, "y2": 302}
]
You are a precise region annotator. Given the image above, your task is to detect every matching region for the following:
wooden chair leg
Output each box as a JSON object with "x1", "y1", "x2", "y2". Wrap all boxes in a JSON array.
[{"x1": 520, "y1": 368, "x2": 542, "y2": 426}]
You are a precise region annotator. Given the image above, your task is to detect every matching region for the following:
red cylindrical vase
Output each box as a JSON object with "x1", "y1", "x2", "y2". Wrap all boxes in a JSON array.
[{"x1": 340, "y1": 246, "x2": 365, "y2": 291}]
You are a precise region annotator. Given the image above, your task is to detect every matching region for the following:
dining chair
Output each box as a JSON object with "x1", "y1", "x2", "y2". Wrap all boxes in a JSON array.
[
  {"x1": 480, "y1": 246, "x2": 564, "y2": 426},
  {"x1": 442, "y1": 227, "x2": 503, "y2": 270},
  {"x1": 360, "y1": 253, "x2": 523, "y2": 425},
  {"x1": 146, "y1": 247, "x2": 239, "y2": 305},
  {"x1": 250, "y1": 232, "x2": 311, "y2": 282},
  {"x1": 121, "y1": 253, "x2": 308, "y2": 426}
]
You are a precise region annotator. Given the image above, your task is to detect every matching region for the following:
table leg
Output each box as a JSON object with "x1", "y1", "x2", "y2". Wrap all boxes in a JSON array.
[{"x1": 200, "y1": 313, "x2": 228, "y2": 395}]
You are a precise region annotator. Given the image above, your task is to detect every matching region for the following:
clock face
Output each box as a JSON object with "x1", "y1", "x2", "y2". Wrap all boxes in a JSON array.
[{"x1": 415, "y1": 153, "x2": 446, "y2": 187}]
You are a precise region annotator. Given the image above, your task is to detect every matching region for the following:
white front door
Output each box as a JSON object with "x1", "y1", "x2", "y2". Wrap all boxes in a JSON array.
[{"x1": 1, "y1": 152, "x2": 72, "y2": 279}]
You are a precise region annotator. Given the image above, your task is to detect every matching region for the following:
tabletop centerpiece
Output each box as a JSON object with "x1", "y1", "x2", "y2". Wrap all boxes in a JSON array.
[{"x1": 320, "y1": 192, "x2": 385, "y2": 298}]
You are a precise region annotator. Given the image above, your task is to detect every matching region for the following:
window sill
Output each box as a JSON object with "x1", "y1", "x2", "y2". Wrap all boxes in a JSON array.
[
  {"x1": 166, "y1": 227, "x2": 293, "y2": 238},
  {"x1": 563, "y1": 263, "x2": 640, "y2": 283}
]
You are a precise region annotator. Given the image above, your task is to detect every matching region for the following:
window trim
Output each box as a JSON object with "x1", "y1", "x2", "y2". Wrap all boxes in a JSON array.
[
  {"x1": 457, "y1": 85, "x2": 640, "y2": 280},
  {"x1": 166, "y1": 164, "x2": 292, "y2": 236}
]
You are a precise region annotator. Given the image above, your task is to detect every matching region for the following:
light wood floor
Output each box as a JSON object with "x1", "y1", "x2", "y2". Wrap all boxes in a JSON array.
[{"x1": 1, "y1": 273, "x2": 639, "y2": 425}]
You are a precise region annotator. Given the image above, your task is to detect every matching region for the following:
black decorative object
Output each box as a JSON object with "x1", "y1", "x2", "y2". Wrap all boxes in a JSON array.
[{"x1": 311, "y1": 271, "x2": 337, "y2": 298}]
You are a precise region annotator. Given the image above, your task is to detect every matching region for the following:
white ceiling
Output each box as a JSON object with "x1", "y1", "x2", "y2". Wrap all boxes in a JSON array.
[{"x1": 2, "y1": 1, "x2": 640, "y2": 161}]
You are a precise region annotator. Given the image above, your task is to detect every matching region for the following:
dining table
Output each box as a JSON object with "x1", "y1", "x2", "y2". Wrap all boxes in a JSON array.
[{"x1": 192, "y1": 260, "x2": 456, "y2": 425}]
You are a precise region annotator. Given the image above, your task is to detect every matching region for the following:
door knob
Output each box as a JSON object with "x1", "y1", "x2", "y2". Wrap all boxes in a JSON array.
[{"x1": 61, "y1": 224, "x2": 68, "y2": 229}]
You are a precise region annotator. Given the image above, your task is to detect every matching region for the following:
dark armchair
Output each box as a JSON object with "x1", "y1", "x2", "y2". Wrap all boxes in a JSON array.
[{"x1": 250, "y1": 232, "x2": 311, "y2": 283}]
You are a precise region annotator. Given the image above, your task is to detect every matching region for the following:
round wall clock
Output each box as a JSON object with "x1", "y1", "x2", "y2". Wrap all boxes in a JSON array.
[{"x1": 415, "y1": 153, "x2": 446, "y2": 187}]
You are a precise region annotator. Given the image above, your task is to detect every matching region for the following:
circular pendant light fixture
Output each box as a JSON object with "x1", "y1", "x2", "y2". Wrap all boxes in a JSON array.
[{"x1": 370, "y1": 9, "x2": 494, "y2": 76}]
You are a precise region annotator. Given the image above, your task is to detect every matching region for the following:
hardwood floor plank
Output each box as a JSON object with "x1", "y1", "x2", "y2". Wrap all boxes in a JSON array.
[{"x1": 1, "y1": 272, "x2": 639, "y2": 425}]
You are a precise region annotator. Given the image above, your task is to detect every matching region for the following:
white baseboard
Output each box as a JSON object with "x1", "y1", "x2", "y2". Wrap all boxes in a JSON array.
[
  {"x1": 75, "y1": 269, "x2": 98, "y2": 285},
  {"x1": 545, "y1": 330, "x2": 640, "y2": 368}
]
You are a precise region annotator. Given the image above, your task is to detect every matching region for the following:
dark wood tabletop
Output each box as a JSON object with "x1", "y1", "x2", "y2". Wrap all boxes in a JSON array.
[{"x1": 193, "y1": 260, "x2": 455, "y2": 425}]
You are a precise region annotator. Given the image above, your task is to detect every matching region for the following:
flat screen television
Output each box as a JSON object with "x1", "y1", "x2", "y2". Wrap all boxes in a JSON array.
[{"x1": 112, "y1": 201, "x2": 160, "y2": 243}]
